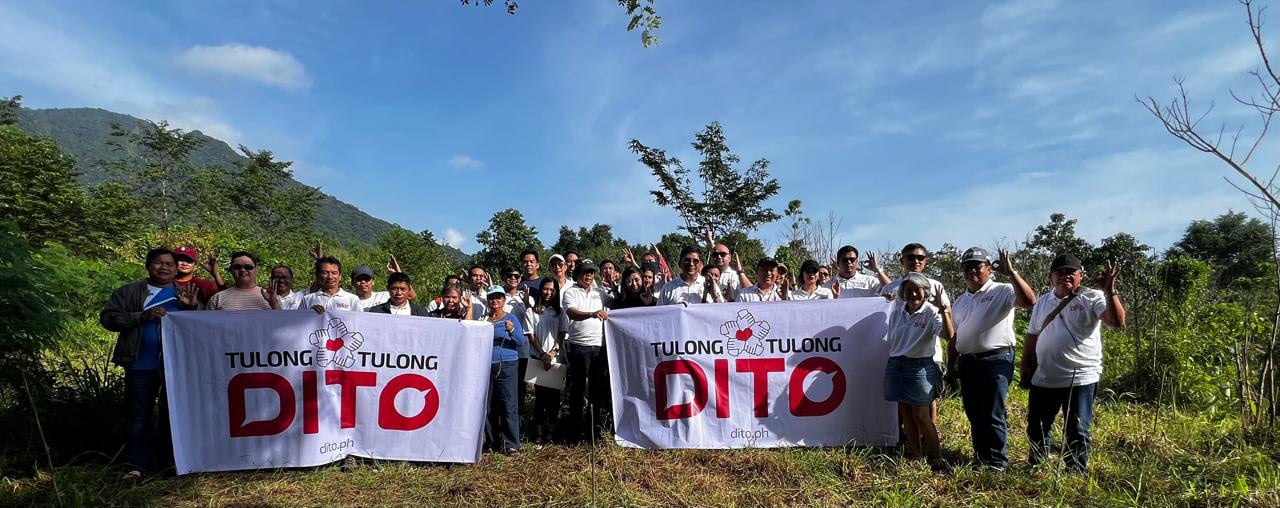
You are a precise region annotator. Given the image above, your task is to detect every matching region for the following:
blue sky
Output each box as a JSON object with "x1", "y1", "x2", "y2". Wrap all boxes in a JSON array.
[{"x1": 2, "y1": 0, "x2": 1275, "y2": 256}]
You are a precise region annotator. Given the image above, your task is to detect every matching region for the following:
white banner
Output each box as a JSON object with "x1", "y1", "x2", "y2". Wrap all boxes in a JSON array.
[
  {"x1": 606, "y1": 299, "x2": 897, "y2": 449},
  {"x1": 162, "y1": 310, "x2": 492, "y2": 474}
]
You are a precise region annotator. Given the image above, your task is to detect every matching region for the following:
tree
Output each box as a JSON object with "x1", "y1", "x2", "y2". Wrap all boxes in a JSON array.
[
  {"x1": 226, "y1": 146, "x2": 320, "y2": 237},
  {"x1": 462, "y1": 0, "x2": 661, "y2": 47},
  {"x1": 474, "y1": 208, "x2": 543, "y2": 273},
  {"x1": 1025, "y1": 213, "x2": 1093, "y2": 258},
  {"x1": 0, "y1": 126, "x2": 90, "y2": 248},
  {"x1": 1168, "y1": 211, "x2": 1272, "y2": 288},
  {"x1": 630, "y1": 122, "x2": 783, "y2": 242},
  {"x1": 377, "y1": 228, "x2": 456, "y2": 300},
  {"x1": 551, "y1": 223, "x2": 632, "y2": 265},
  {"x1": 105, "y1": 120, "x2": 205, "y2": 231},
  {"x1": 0, "y1": 95, "x2": 20, "y2": 126}
]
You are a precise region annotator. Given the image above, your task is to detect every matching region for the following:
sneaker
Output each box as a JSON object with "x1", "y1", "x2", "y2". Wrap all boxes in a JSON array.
[{"x1": 120, "y1": 470, "x2": 143, "y2": 483}]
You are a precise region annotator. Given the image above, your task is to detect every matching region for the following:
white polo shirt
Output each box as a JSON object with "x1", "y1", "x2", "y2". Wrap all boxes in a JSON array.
[
  {"x1": 887, "y1": 301, "x2": 945, "y2": 358},
  {"x1": 952, "y1": 279, "x2": 1017, "y2": 354},
  {"x1": 658, "y1": 275, "x2": 708, "y2": 305},
  {"x1": 278, "y1": 290, "x2": 304, "y2": 310},
  {"x1": 737, "y1": 285, "x2": 783, "y2": 302},
  {"x1": 299, "y1": 289, "x2": 362, "y2": 312},
  {"x1": 1026, "y1": 288, "x2": 1109, "y2": 388},
  {"x1": 883, "y1": 275, "x2": 951, "y2": 364},
  {"x1": 789, "y1": 286, "x2": 834, "y2": 301},
  {"x1": 825, "y1": 271, "x2": 883, "y2": 298},
  {"x1": 562, "y1": 285, "x2": 606, "y2": 346},
  {"x1": 718, "y1": 267, "x2": 742, "y2": 301},
  {"x1": 358, "y1": 291, "x2": 390, "y2": 311},
  {"x1": 387, "y1": 301, "x2": 412, "y2": 316}
]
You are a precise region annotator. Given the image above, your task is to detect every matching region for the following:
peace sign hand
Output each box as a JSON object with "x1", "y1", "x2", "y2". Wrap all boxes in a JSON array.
[
  {"x1": 386, "y1": 254, "x2": 403, "y2": 274},
  {"x1": 177, "y1": 283, "x2": 200, "y2": 308},
  {"x1": 993, "y1": 247, "x2": 1016, "y2": 276},
  {"x1": 1102, "y1": 260, "x2": 1120, "y2": 294},
  {"x1": 201, "y1": 251, "x2": 219, "y2": 275},
  {"x1": 621, "y1": 247, "x2": 637, "y2": 266},
  {"x1": 308, "y1": 241, "x2": 323, "y2": 261}
]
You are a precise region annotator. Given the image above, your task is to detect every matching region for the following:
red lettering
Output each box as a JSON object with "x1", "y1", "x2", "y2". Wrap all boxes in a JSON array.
[
  {"x1": 654, "y1": 360, "x2": 708, "y2": 420},
  {"x1": 378, "y1": 373, "x2": 441, "y2": 430},
  {"x1": 789, "y1": 357, "x2": 846, "y2": 417},
  {"x1": 228, "y1": 372, "x2": 295, "y2": 437},
  {"x1": 326, "y1": 370, "x2": 377, "y2": 428},
  {"x1": 714, "y1": 359, "x2": 730, "y2": 418},
  {"x1": 302, "y1": 370, "x2": 318, "y2": 434},
  {"x1": 735, "y1": 358, "x2": 785, "y2": 417}
]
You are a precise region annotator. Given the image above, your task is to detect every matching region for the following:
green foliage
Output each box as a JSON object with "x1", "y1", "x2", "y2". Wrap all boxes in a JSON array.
[
  {"x1": 0, "y1": 95, "x2": 19, "y2": 126},
  {"x1": 0, "y1": 126, "x2": 91, "y2": 247},
  {"x1": 463, "y1": 0, "x2": 661, "y2": 47},
  {"x1": 377, "y1": 228, "x2": 455, "y2": 299},
  {"x1": 552, "y1": 223, "x2": 632, "y2": 267},
  {"x1": 105, "y1": 120, "x2": 205, "y2": 231},
  {"x1": 630, "y1": 122, "x2": 782, "y2": 241},
  {"x1": 1168, "y1": 211, "x2": 1273, "y2": 288},
  {"x1": 1026, "y1": 212, "x2": 1093, "y2": 259},
  {"x1": 474, "y1": 209, "x2": 543, "y2": 274}
]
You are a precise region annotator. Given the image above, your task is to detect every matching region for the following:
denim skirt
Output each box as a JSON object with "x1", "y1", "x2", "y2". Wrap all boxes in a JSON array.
[{"x1": 884, "y1": 356, "x2": 942, "y2": 405}]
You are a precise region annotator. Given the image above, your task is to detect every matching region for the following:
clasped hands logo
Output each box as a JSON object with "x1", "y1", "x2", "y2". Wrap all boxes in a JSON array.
[
  {"x1": 308, "y1": 317, "x2": 365, "y2": 368},
  {"x1": 721, "y1": 309, "x2": 769, "y2": 357}
]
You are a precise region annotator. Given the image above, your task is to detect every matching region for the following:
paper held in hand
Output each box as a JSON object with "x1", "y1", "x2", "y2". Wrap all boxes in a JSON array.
[{"x1": 524, "y1": 358, "x2": 568, "y2": 390}]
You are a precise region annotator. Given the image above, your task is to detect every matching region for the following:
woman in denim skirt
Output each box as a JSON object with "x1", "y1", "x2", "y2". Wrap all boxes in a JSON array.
[{"x1": 885, "y1": 272, "x2": 955, "y2": 472}]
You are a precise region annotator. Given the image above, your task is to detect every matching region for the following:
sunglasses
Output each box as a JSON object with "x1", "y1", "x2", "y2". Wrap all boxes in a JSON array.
[
  {"x1": 904, "y1": 254, "x2": 927, "y2": 262},
  {"x1": 1054, "y1": 268, "x2": 1080, "y2": 276},
  {"x1": 504, "y1": 273, "x2": 521, "y2": 279},
  {"x1": 712, "y1": 252, "x2": 730, "y2": 257},
  {"x1": 839, "y1": 257, "x2": 858, "y2": 263},
  {"x1": 681, "y1": 258, "x2": 701, "y2": 264},
  {"x1": 230, "y1": 264, "x2": 256, "y2": 271}
]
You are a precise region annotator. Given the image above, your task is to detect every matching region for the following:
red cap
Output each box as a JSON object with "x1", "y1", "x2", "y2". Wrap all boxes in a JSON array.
[{"x1": 174, "y1": 246, "x2": 199, "y2": 261}]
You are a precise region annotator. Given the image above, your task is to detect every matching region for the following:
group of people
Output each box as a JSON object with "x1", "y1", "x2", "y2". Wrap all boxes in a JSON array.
[{"x1": 100, "y1": 239, "x2": 1125, "y2": 479}]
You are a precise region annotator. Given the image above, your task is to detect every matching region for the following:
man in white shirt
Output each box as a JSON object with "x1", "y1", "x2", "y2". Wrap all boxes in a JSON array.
[
  {"x1": 300, "y1": 257, "x2": 362, "y2": 313},
  {"x1": 949, "y1": 247, "x2": 1037, "y2": 470},
  {"x1": 561, "y1": 260, "x2": 610, "y2": 441},
  {"x1": 658, "y1": 246, "x2": 709, "y2": 305},
  {"x1": 351, "y1": 265, "x2": 390, "y2": 311},
  {"x1": 826, "y1": 245, "x2": 890, "y2": 298},
  {"x1": 737, "y1": 257, "x2": 785, "y2": 302},
  {"x1": 708, "y1": 243, "x2": 748, "y2": 301},
  {"x1": 1022, "y1": 253, "x2": 1125, "y2": 472},
  {"x1": 269, "y1": 264, "x2": 304, "y2": 310},
  {"x1": 366, "y1": 272, "x2": 429, "y2": 316}
]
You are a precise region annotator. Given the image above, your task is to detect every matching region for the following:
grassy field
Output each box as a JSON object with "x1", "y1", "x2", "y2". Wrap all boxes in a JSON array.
[{"x1": 3, "y1": 391, "x2": 1278, "y2": 507}]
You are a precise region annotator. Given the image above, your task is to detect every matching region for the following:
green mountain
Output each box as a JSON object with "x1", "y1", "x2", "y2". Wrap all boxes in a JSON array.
[{"x1": 14, "y1": 107, "x2": 469, "y2": 264}]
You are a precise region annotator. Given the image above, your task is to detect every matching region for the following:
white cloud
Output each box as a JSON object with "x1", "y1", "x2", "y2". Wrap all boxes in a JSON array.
[
  {"x1": 447, "y1": 155, "x2": 484, "y2": 170},
  {"x1": 177, "y1": 44, "x2": 311, "y2": 90},
  {"x1": 443, "y1": 228, "x2": 466, "y2": 248},
  {"x1": 0, "y1": 3, "x2": 242, "y2": 143}
]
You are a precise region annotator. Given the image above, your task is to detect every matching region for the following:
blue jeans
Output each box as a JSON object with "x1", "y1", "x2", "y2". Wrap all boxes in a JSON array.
[
  {"x1": 1027, "y1": 382, "x2": 1097, "y2": 471},
  {"x1": 564, "y1": 343, "x2": 610, "y2": 441},
  {"x1": 958, "y1": 350, "x2": 1014, "y2": 468},
  {"x1": 485, "y1": 360, "x2": 520, "y2": 452},
  {"x1": 123, "y1": 369, "x2": 167, "y2": 471}
]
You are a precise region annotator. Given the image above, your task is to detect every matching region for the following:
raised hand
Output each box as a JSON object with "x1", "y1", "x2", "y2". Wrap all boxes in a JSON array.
[
  {"x1": 994, "y1": 247, "x2": 1016, "y2": 276},
  {"x1": 930, "y1": 285, "x2": 946, "y2": 310},
  {"x1": 1102, "y1": 260, "x2": 1120, "y2": 294},
  {"x1": 387, "y1": 254, "x2": 403, "y2": 274},
  {"x1": 177, "y1": 283, "x2": 200, "y2": 308},
  {"x1": 308, "y1": 241, "x2": 323, "y2": 261},
  {"x1": 831, "y1": 281, "x2": 841, "y2": 298},
  {"x1": 865, "y1": 251, "x2": 880, "y2": 273},
  {"x1": 621, "y1": 247, "x2": 637, "y2": 266},
  {"x1": 261, "y1": 287, "x2": 281, "y2": 309},
  {"x1": 704, "y1": 229, "x2": 715, "y2": 249},
  {"x1": 201, "y1": 251, "x2": 219, "y2": 275}
]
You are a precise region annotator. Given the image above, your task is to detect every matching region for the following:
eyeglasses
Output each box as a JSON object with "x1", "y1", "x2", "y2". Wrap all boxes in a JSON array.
[
  {"x1": 904, "y1": 255, "x2": 927, "y2": 262},
  {"x1": 712, "y1": 252, "x2": 730, "y2": 257},
  {"x1": 504, "y1": 273, "x2": 521, "y2": 279},
  {"x1": 839, "y1": 257, "x2": 857, "y2": 263},
  {"x1": 1054, "y1": 268, "x2": 1080, "y2": 276},
  {"x1": 681, "y1": 258, "x2": 701, "y2": 264},
  {"x1": 230, "y1": 264, "x2": 256, "y2": 271},
  {"x1": 354, "y1": 276, "x2": 373, "y2": 283}
]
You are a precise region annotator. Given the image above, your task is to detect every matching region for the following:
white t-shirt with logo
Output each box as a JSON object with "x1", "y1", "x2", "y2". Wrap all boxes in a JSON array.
[
  {"x1": 736, "y1": 285, "x2": 783, "y2": 302},
  {"x1": 826, "y1": 272, "x2": 883, "y2": 298},
  {"x1": 952, "y1": 279, "x2": 1017, "y2": 354},
  {"x1": 1026, "y1": 288, "x2": 1109, "y2": 388},
  {"x1": 278, "y1": 290, "x2": 304, "y2": 310},
  {"x1": 299, "y1": 289, "x2": 362, "y2": 312},
  {"x1": 562, "y1": 285, "x2": 606, "y2": 346},
  {"x1": 789, "y1": 286, "x2": 834, "y2": 301},
  {"x1": 358, "y1": 291, "x2": 390, "y2": 311},
  {"x1": 658, "y1": 276, "x2": 708, "y2": 305},
  {"x1": 887, "y1": 301, "x2": 945, "y2": 358},
  {"x1": 882, "y1": 275, "x2": 951, "y2": 364}
]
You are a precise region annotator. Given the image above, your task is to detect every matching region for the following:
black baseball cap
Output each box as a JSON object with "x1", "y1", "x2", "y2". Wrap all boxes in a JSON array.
[{"x1": 1050, "y1": 254, "x2": 1083, "y2": 271}]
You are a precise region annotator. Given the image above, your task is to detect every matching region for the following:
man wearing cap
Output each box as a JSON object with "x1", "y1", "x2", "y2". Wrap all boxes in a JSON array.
[
  {"x1": 547, "y1": 254, "x2": 573, "y2": 303},
  {"x1": 300, "y1": 256, "x2": 362, "y2": 314},
  {"x1": 561, "y1": 259, "x2": 610, "y2": 441},
  {"x1": 737, "y1": 257, "x2": 787, "y2": 302},
  {"x1": 790, "y1": 260, "x2": 835, "y2": 300},
  {"x1": 1022, "y1": 254, "x2": 1124, "y2": 472},
  {"x1": 367, "y1": 272, "x2": 429, "y2": 316},
  {"x1": 172, "y1": 246, "x2": 222, "y2": 306},
  {"x1": 351, "y1": 265, "x2": 390, "y2": 311},
  {"x1": 949, "y1": 247, "x2": 1036, "y2": 470},
  {"x1": 658, "y1": 246, "x2": 709, "y2": 305},
  {"x1": 825, "y1": 245, "x2": 889, "y2": 299}
]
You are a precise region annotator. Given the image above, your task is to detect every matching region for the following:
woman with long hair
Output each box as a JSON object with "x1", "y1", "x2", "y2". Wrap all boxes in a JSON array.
[
  {"x1": 525, "y1": 277, "x2": 566, "y2": 442},
  {"x1": 613, "y1": 266, "x2": 656, "y2": 309}
]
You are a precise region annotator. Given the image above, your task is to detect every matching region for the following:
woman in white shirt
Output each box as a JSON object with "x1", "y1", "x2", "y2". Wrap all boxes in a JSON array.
[
  {"x1": 790, "y1": 260, "x2": 835, "y2": 300},
  {"x1": 525, "y1": 277, "x2": 566, "y2": 443},
  {"x1": 884, "y1": 272, "x2": 955, "y2": 472}
]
